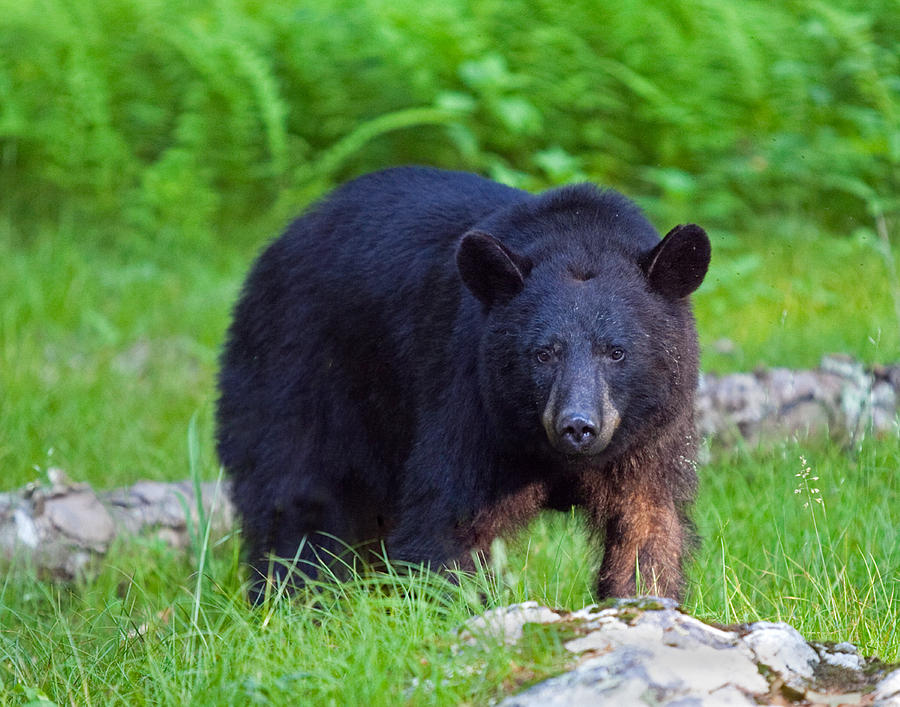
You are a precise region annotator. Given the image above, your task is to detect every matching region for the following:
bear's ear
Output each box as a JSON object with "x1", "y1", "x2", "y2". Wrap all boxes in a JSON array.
[
  {"x1": 639, "y1": 224, "x2": 711, "y2": 299},
  {"x1": 457, "y1": 231, "x2": 532, "y2": 308}
]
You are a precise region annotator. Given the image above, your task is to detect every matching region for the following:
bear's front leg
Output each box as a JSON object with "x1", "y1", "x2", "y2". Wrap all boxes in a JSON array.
[
  {"x1": 595, "y1": 498, "x2": 687, "y2": 601},
  {"x1": 386, "y1": 459, "x2": 481, "y2": 574}
]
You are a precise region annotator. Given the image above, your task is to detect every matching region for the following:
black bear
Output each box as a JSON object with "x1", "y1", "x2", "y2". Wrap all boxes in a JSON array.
[{"x1": 216, "y1": 166, "x2": 710, "y2": 604}]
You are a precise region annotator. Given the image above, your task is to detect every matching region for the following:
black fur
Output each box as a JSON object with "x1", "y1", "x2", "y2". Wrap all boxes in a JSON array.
[{"x1": 216, "y1": 166, "x2": 710, "y2": 603}]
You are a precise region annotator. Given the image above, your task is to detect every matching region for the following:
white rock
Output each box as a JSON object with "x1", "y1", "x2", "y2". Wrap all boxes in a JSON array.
[
  {"x1": 662, "y1": 612, "x2": 740, "y2": 649},
  {"x1": 643, "y1": 642, "x2": 767, "y2": 694},
  {"x1": 874, "y1": 669, "x2": 900, "y2": 702},
  {"x1": 821, "y1": 650, "x2": 863, "y2": 671},
  {"x1": 44, "y1": 491, "x2": 115, "y2": 550},
  {"x1": 702, "y1": 685, "x2": 763, "y2": 706},
  {"x1": 563, "y1": 626, "x2": 620, "y2": 654},
  {"x1": 744, "y1": 621, "x2": 819, "y2": 687},
  {"x1": 568, "y1": 604, "x2": 620, "y2": 621},
  {"x1": 466, "y1": 603, "x2": 883, "y2": 706},
  {"x1": 13, "y1": 508, "x2": 39, "y2": 547},
  {"x1": 503, "y1": 641, "x2": 764, "y2": 706},
  {"x1": 833, "y1": 641, "x2": 858, "y2": 654},
  {"x1": 461, "y1": 601, "x2": 560, "y2": 646}
]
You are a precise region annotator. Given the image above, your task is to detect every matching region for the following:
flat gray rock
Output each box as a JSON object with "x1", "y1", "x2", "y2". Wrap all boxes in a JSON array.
[{"x1": 44, "y1": 490, "x2": 115, "y2": 550}]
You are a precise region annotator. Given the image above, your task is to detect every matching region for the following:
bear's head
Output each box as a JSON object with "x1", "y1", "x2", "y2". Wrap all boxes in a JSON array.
[{"x1": 457, "y1": 224, "x2": 710, "y2": 462}]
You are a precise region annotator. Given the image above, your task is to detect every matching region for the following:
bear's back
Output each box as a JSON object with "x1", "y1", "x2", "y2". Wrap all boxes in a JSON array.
[{"x1": 287, "y1": 166, "x2": 527, "y2": 265}]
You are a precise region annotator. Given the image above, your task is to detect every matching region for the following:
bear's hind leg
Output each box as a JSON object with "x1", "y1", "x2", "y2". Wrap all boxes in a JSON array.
[{"x1": 241, "y1": 487, "x2": 352, "y2": 603}]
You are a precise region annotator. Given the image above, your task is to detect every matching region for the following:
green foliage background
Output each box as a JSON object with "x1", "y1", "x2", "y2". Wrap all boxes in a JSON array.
[{"x1": 2, "y1": 0, "x2": 897, "y2": 244}]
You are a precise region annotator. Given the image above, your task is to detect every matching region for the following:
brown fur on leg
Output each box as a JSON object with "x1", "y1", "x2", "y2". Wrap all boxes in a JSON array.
[{"x1": 596, "y1": 496, "x2": 686, "y2": 600}]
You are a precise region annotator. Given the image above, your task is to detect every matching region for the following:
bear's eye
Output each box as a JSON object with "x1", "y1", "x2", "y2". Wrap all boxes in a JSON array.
[
  {"x1": 609, "y1": 347, "x2": 626, "y2": 362},
  {"x1": 535, "y1": 348, "x2": 554, "y2": 364}
]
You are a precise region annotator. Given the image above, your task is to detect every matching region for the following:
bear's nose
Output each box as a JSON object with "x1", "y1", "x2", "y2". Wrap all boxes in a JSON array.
[{"x1": 557, "y1": 413, "x2": 599, "y2": 454}]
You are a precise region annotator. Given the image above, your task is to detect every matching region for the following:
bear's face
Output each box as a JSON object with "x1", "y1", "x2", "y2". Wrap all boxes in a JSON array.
[
  {"x1": 457, "y1": 224, "x2": 710, "y2": 463},
  {"x1": 479, "y1": 260, "x2": 667, "y2": 460}
]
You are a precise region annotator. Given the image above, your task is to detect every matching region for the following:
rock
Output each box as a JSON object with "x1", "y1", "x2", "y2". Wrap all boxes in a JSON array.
[
  {"x1": 44, "y1": 489, "x2": 115, "y2": 551},
  {"x1": 743, "y1": 621, "x2": 819, "y2": 689},
  {"x1": 460, "y1": 601, "x2": 561, "y2": 646},
  {"x1": 697, "y1": 355, "x2": 899, "y2": 445},
  {"x1": 456, "y1": 600, "x2": 900, "y2": 706},
  {"x1": 500, "y1": 600, "x2": 766, "y2": 706},
  {"x1": 104, "y1": 479, "x2": 232, "y2": 543},
  {"x1": 873, "y1": 669, "x2": 900, "y2": 705},
  {"x1": 816, "y1": 642, "x2": 864, "y2": 672},
  {"x1": 13, "y1": 508, "x2": 39, "y2": 548},
  {"x1": 1, "y1": 475, "x2": 232, "y2": 579},
  {"x1": 503, "y1": 649, "x2": 763, "y2": 706}
]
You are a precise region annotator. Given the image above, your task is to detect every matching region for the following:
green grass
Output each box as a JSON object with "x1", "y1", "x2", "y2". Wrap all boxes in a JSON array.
[
  {"x1": 0, "y1": 221, "x2": 246, "y2": 487},
  {"x1": 698, "y1": 217, "x2": 900, "y2": 371},
  {"x1": 692, "y1": 437, "x2": 900, "y2": 653}
]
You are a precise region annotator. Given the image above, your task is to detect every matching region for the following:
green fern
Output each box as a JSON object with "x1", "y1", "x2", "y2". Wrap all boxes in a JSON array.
[{"x1": 0, "y1": 0, "x2": 896, "y2": 243}]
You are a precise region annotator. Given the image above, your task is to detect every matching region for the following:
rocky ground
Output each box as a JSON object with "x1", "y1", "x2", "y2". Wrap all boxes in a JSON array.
[{"x1": 461, "y1": 599, "x2": 900, "y2": 706}]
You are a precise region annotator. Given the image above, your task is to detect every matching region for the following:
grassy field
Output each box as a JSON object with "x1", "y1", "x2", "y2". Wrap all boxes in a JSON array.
[
  {"x1": 2, "y1": 0, "x2": 899, "y2": 703},
  {"x1": 1, "y1": 208, "x2": 898, "y2": 706}
]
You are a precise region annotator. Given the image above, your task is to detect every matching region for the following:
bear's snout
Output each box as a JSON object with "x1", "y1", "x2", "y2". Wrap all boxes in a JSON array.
[
  {"x1": 550, "y1": 407, "x2": 619, "y2": 456},
  {"x1": 556, "y1": 412, "x2": 600, "y2": 454},
  {"x1": 542, "y1": 374, "x2": 622, "y2": 457}
]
